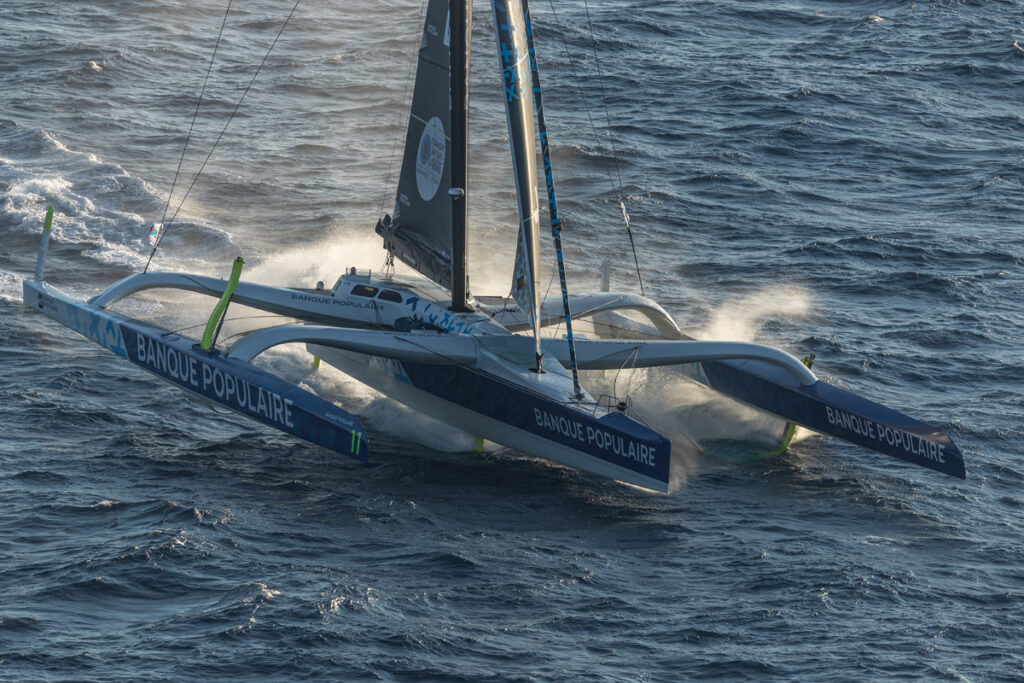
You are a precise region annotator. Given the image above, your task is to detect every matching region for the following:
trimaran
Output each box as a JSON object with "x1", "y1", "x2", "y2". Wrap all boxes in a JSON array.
[{"x1": 23, "y1": 0, "x2": 965, "y2": 492}]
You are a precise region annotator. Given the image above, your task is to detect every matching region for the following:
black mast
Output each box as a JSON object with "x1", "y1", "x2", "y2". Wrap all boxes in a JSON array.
[{"x1": 450, "y1": 0, "x2": 472, "y2": 312}]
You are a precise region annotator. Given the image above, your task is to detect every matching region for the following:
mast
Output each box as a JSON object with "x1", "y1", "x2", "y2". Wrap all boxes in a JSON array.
[
  {"x1": 521, "y1": 0, "x2": 582, "y2": 399},
  {"x1": 450, "y1": 0, "x2": 472, "y2": 312}
]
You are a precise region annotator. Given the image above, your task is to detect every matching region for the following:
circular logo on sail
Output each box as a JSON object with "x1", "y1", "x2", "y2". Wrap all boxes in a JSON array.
[{"x1": 416, "y1": 116, "x2": 446, "y2": 201}]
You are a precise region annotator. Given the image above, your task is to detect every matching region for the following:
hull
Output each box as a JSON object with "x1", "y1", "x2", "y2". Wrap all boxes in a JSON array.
[
  {"x1": 22, "y1": 263, "x2": 965, "y2": 486},
  {"x1": 694, "y1": 358, "x2": 966, "y2": 478},
  {"x1": 23, "y1": 280, "x2": 368, "y2": 462},
  {"x1": 311, "y1": 345, "x2": 672, "y2": 492},
  {"x1": 581, "y1": 308, "x2": 965, "y2": 478}
]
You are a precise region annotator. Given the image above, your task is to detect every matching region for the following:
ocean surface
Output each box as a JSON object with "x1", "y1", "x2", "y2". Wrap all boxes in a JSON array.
[{"x1": 2, "y1": 0, "x2": 1023, "y2": 679}]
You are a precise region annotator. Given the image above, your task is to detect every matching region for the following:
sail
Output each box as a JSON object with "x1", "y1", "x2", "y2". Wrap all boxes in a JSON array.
[
  {"x1": 492, "y1": 0, "x2": 541, "y2": 347},
  {"x1": 377, "y1": 0, "x2": 456, "y2": 290}
]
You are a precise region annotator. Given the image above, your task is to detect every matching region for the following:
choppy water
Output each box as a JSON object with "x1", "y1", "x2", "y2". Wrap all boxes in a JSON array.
[{"x1": 2, "y1": 0, "x2": 1023, "y2": 679}]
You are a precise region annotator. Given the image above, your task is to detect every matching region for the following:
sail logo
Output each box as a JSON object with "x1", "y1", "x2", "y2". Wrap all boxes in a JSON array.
[
  {"x1": 415, "y1": 117, "x2": 446, "y2": 201},
  {"x1": 495, "y1": 0, "x2": 527, "y2": 104},
  {"x1": 419, "y1": 136, "x2": 431, "y2": 164}
]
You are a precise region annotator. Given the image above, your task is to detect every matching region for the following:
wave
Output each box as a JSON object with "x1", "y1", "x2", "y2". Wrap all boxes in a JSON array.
[{"x1": 0, "y1": 120, "x2": 239, "y2": 285}]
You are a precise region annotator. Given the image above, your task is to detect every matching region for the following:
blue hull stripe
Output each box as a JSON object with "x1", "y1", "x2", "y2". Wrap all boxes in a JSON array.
[
  {"x1": 401, "y1": 361, "x2": 671, "y2": 485},
  {"x1": 121, "y1": 322, "x2": 368, "y2": 461},
  {"x1": 701, "y1": 359, "x2": 965, "y2": 478},
  {"x1": 25, "y1": 282, "x2": 367, "y2": 462}
]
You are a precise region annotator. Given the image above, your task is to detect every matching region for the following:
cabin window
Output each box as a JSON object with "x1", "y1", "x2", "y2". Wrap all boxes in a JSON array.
[
  {"x1": 377, "y1": 290, "x2": 402, "y2": 303},
  {"x1": 351, "y1": 284, "x2": 379, "y2": 297}
]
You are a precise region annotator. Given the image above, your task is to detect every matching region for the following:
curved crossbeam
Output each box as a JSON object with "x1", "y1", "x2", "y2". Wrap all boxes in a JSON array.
[
  {"x1": 552, "y1": 292, "x2": 682, "y2": 339},
  {"x1": 546, "y1": 338, "x2": 819, "y2": 386},
  {"x1": 228, "y1": 326, "x2": 480, "y2": 365},
  {"x1": 87, "y1": 271, "x2": 365, "y2": 326},
  {"x1": 225, "y1": 325, "x2": 817, "y2": 386},
  {"x1": 89, "y1": 271, "x2": 231, "y2": 307}
]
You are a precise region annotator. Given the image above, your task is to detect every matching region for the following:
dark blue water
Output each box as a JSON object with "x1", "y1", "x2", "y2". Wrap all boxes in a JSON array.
[{"x1": 2, "y1": 0, "x2": 1023, "y2": 679}]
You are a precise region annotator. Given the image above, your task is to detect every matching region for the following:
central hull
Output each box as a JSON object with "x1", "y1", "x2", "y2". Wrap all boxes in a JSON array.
[{"x1": 310, "y1": 345, "x2": 672, "y2": 492}]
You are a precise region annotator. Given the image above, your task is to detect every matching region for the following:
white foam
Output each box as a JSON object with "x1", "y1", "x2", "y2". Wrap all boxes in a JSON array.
[
  {"x1": 35, "y1": 129, "x2": 101, "y2": 164},
  {"x1": 0, "y1": 269, "x2": 22, "y2": 303},
  {"x1": 245, "y1": 229, "x2": 412, "y2": 288},
  {"x1": 1, "y1": 167, "x2": 147, "y2": 270},
  {"x1": 676, "y1": 286, "x2": 813, "y2": 447},
  {"x1": 256, "y1": 583, "x2": 281, "y2": 600},
  {"x1": 696, "y1": 285, "x2": 811, "y2": 343},
  {"x1": 253, "y1": 343, "x2": 483, "y2": 454},
  {"x1": 1, "y1": 128, "x2": 233, "y2": 273}
]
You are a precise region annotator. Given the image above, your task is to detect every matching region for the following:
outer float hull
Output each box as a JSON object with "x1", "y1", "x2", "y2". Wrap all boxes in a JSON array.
[
  {"x1": 23, "y1": 280, "x2": 368, "y2": 461},
  {"x1": 693, "y1": 358, "x2": 966, "y2": 478}
]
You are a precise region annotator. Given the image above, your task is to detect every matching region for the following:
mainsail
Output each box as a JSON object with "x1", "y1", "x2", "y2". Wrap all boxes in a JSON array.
[
  {"x1": 378, "y1": 0, "x2": 458, "y2": 290},
  {"x1": 493, "y1": 0, "x2": 542, "y2": 354}
]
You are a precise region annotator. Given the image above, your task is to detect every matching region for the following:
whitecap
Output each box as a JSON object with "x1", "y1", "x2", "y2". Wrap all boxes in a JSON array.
[
  {"x1": 256, "y1": 583, "x2": 281, "y2": 600},
  {"x1": 0, "y1": 270, "x2": 21, "y2": 303}
]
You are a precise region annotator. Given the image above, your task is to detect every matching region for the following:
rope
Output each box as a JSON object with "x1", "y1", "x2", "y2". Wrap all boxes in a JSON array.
[
  {"x1": 581, "y1": 1, "x2": 625, "y2": 195},
  {"x1": 581, "y1": 0, "x2": 645, "y2": 296},
  {"x1": 544, "y1": 0, "x2": 646, "y2": 296},
  {"x1": 145, "y1": 0, "x2": 303, "y2": 271},
  {"x1": 611, "y1": 343, "x2": 641, "y2": 406},
  {"x1": 146, "y1": 0, "x2": 234, "y2": 274}
]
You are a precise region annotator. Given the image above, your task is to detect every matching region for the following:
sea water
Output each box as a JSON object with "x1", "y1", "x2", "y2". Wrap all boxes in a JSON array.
[{"x1": 1, "y1": 0, "x2": 1022, "y2": 679}]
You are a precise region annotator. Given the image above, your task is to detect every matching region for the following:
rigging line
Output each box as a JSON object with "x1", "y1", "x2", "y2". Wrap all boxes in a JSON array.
[
  {"x1": 580, "y1": 0, "x2": 645, "y2": 297},
  {"x1": 611, "y1": 343, "x2": 641, "y2": 409},
  {"x1": 169, "y1": 313, "x2": 287, "y2": 339},
  {"x1": 379, "y1": 0, "x2": 430, "y2": 219},
  {"x1": 580, "y1": 0, "x2": 625, "y2": 193},
  {"x1": 146, "y1": 0, "x2": 235, "y2": 275},
  {"x1": 149, "y1": 0, "x2": 303, "y2": 271},
  {"x1": 544, "y1": 0, "x2": 646, "y2": 296},
  {"x1": 523, "y1": 0, "x2": 583, "y2": 398},
  {"x1": 543, "y1": 1, "x2": 607, "y2": 188}
]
